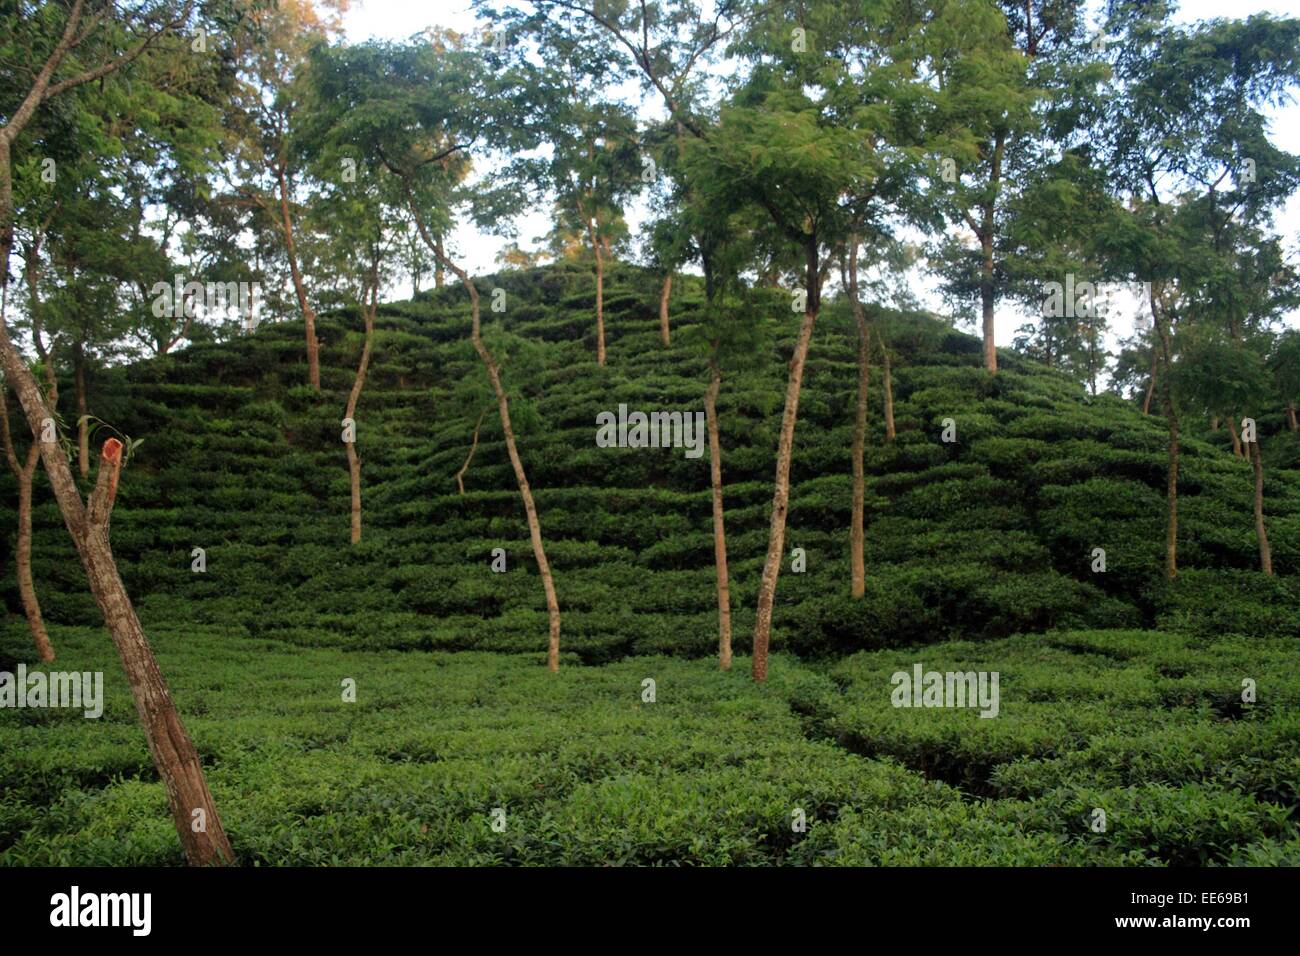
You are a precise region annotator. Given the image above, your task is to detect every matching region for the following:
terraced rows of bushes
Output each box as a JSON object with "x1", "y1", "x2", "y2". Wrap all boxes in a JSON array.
[
  {"x1": 2, "y1": 624, "x2": 1294, "y2": 865},
  {"x1": 3, "y1": 262, "x2": 1298, "y2": 661}
]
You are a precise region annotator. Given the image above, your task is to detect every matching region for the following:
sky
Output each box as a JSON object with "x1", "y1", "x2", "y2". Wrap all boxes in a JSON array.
[{"x1": 335, "y1": 0, "x2": 1300, "y2": 352}]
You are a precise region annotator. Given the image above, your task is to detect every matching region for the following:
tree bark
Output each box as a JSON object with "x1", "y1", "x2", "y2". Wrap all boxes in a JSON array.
[
  {"x1": 846, "y1": 242, "x2": 869, "y2": 599},
  {"x1": 344, "y1": 291, "x2": 375, "y2": 545},
  {"x1": 1228, "y1": 416, "x2": 1243, "y2": 457},
  {"x1": 977, "y1": 129, "x2": 1006, "y2": 375},
  {"x1": 979, "y1": 258, "x2": 997, "y2": 375},
  {"x1": 1250, "y1": 437, "x2": 1273, "y2": 576},
  {"x1": 1287, "y1": 401, "x2": 1297, "y2": 432},
  {"x1": 1153, "y1": 293, "x2": 1178, "y2": 580},
  {"x1": 1, "y1": 391, "x2": 54, "y2": 661},
  {"x1": 402, "y1": 186, "x2": 562, "y2": 670},
  {"x1": 1142, "y1": 342, "x2": 1158, "y2": 415},
  {"x1": 752, "y1": 239, "x2": 820, "y2": 682},
  {"x1": 587, "y1": 216, "x2": 606, "y2": 366},
  {"x1": 75, "y1": 346, "x2": 89, "y2": 478},
  {"x1": 276, "y1": 162, "x2": 320, "y2": 391},
  {"x1": 879, "y1": 328, "x2": 896, "y2": 442},
  {"x1": 14, "y1": 445, "x2": 53, "y2": 661},
  {"x1": 704, "y1": 352, "x2": 731, "y2": 669},
  {"x1": 659, "y1": 272, "x2": 672, "y2": 346}
]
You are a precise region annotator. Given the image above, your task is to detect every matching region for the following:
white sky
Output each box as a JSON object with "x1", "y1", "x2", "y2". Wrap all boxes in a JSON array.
[{"x1": 337, "y1": 0, "x2": 1300, "y2": 350}]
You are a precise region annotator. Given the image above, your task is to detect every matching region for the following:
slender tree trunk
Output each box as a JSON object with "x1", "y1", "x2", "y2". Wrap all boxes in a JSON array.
[
  {"x1": 1142, "y1": 344, "x2": 1158, "y2": 415},
  {"x1": 15, "y1": 446, "x2": 53, "y2": 662},
  {"x1": 1287, "y1": 401, "x2": 1297, "y2": 432},
  {"x1": 403, "y1": 190, "x2": 561, "y2": 670},
  {"x1": 846, "y1": 241, "x2": 869, "y2": 599},
  {"x1": 434, "y1": 235, "x2": 445, "y2": 288},
  {"x1": 1153, "y1": 298, "x2": 1178, "y2": 580},
  {"x1": 456, "y1": 406, "x2": 488, "y2": 495},
  {"x1": 659, "y1": 273, "x2": 672, "y2": 347},
  {"x1": 1250, "y1": 437, "x2": 1273, "y2": 575},
  {"x1": 1228, "y1": 416, "x2": 1243, "y2": 457},
  {"x1": 277, "y1": 163, "x2": 320, "y2": 391},
  {"x1": 704, "y1": 352, "x2": 731, "y2": 669},
  {"x1": 588, "y1": 217, "x2": 606, "y2": 366},
  {"x1": 75, "y1": 347, "x2": 88, "y2": 479},
  {"x1": 344, "y1": 293, "x2": 375, "y2": 545},
  {"x1": 752, "y1": 240, "x2": 820, "y2": 682},
  {"x1": 978, "y1": 130, "x2": 1005, "y2": 375},
  {"x1": 1, "y1": 383, "x2": 53, "y2": 660}
]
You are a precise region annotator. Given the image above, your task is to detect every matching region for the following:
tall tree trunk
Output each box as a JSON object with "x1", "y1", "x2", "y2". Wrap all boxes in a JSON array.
[
  {"x1": 1153, "y1": 296, "x2": 1178, "y2": 580},
  {"x1": 344, "y1": 292, "x2": 375, "y2": 545},
  {"x1": 74, "y1": 346, "x2": 89, "y2": 479},
  {"x1": 977, "y1": 129, "x2": 1005, "y2": 375},
  {"x1": 704, "y1": 352, "x2": 731, "y2": 669},
  {"x1": 1250, "y1": 437, "x2": 1273, "y2": 575},
  {"x1": 434, "y1": 235, "x2": 445, "y2": 289},
  {"x1": 455, "y1": 406, "x2": 488, "y2": 495},
  {"x1": 846, "y1": 241, "x2": 869, "y2": 599},
  {"x1": 403, "y1": 189, "x2": 562, "y2": 670},
  {"x1": 276, "y1": 162, "x2": 320, "y2": 391},
  {"x1": 588, "y1": 217, "x2": 606, "y2": 366},
  {"x1": 752, "y1": 239, "x2": 820, "y2": 682},
  {"x1": 879, "y1": 328, "x2": 896, "y2": 442},
  {"x1": 1287, "y1": 401, "x2": 1297, "y2": 432},
  {"x1": 659, "y1": 272, "x2": 672, "y2": 346}
]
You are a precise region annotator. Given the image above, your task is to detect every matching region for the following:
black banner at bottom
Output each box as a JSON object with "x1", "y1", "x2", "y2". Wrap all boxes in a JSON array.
[{"x1": 0, "y1": 866, "x2": 1287, "y2": 941}]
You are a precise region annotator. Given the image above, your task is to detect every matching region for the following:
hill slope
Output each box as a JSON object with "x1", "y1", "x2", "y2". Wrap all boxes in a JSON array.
[
  {"x1": 3, "y1": 262, "x2": 1300, "y2": 867},
  {"x1": 4, "y1": 261, "x2": 1298, "y2": 662}
]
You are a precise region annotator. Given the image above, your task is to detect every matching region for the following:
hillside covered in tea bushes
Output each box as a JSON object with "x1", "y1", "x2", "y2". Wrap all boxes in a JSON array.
[
  {"x1": 3, "y1": 262, "x2": 1300, "y2": 867},
  {"x1": 4, "y1": 261, "x2": 1299, "y2": 660}
]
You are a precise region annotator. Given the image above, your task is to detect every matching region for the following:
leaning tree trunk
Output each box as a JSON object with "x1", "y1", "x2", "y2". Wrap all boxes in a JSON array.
[
  {"x1": 846, "y1": 242, "x2": 870, "y2": 599},
  {"x1": 1250, "y1": 436, "x2": 1273, "y2": 576},
  {"x1": 752, "y1": 240, "x2": 821, "y2": 682},
  {"x1": 704, "y1": 352, "x2": 732, "y2": 669},
  {"x1": 659, "y1": 273, "x2": 672, "y2": 346},
  {"x1": 455, "y1": 406, "x2": 488, "y2": 495},
  {"x1": 0, "y1": 324, "x2": 233, "y2": 866},
  {"x1": 1228, "y1": 416, "x2": 1243, "y2": 457},
  {"x1": 277, "y1": 163, "x2": 321, "y2": 391},
  {"x1": 344, "y1": 293, "x2": 375, "y2": 545},
  {"x1": 404, "y1": 191, "x2": 561, "y2": 670}
]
